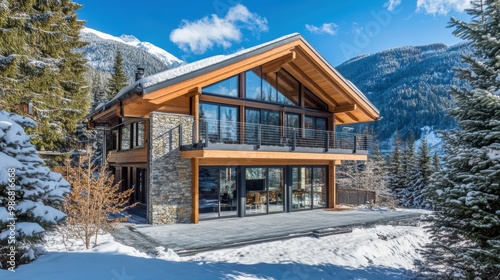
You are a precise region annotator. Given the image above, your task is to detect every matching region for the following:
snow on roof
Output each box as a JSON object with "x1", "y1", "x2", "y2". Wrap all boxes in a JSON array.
[{"x1": 107, "y1": 33, "x2": 301, "y2": 104}]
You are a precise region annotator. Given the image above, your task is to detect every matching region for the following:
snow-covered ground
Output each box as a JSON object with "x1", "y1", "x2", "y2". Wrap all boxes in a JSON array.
[{"x1": 2, "y1": 224, "x2": 430, "y2": 279}]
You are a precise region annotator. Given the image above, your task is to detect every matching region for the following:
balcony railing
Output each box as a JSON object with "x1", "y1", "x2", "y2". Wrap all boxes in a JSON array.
[{"x1": 181, "y1": 119, "x2": 370, "y2": 154}]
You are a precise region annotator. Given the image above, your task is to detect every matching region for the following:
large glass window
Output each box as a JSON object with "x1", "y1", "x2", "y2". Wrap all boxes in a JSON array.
[
  {"x1": 200, "y1": 103, "x2": 238, "y2": 144},
  {"x1": 199, "y1": 167, "x2": 237, "y2": 220},
  {"x1": 120, "y1": 124, "x2": 131, "y2": 150},
  {"x1": 277, "y1": 69, "x2": 299, "y2": 106},
  {"x1": 245, "y1": 69, "x2": 263, "y2": 100},
  {"x1": 202, "y1": 76, "x2": 238, "y2": 97},
  {"x1": 304, "y1": 87, "x2": 328, "y2": 111},
  {"x1": 245, "y1": 67, "x2": 299, "y2": 106},
  {"x1": 305, "y1": 116, "x2": 327, "y2": 139},
  {"x1": 133, "y1": 122, "x2": 145, "y2": 148},
  {"x1": 245, "y1": 108, "x2": 280, "y2": 146}
]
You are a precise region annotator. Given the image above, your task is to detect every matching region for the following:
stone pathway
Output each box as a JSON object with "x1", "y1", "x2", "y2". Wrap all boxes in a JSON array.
[{"x1": 111, "y1": 208, "x2": 424, "y2": 256}]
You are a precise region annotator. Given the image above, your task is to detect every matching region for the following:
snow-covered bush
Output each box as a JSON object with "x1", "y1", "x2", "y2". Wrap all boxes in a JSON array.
[{"x1": 0, "y1": 110, "x2": 70, "y2": 269}]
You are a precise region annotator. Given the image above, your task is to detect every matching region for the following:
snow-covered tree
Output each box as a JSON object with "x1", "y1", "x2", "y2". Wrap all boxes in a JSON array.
[
  {"x1": 421, "y1": 1, "x2": 500, "y2": 278},
  {"x1": 388, "y1": 133, "x2": 403, "y2": 203},
  {"x1": 0, "y1": 111, "x2": 70, "y2": 268},
  {"x1": 0, "y1": 0, "x2": 89, "y2": 153},
  {"x1": 407, "y1": 137, "x2": 432, "y2": 208}
]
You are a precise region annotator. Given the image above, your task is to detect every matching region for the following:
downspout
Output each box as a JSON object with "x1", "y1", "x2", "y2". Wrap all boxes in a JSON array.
[{"x1": 146, "y1": 116, "x2": 152, "y2": 224}]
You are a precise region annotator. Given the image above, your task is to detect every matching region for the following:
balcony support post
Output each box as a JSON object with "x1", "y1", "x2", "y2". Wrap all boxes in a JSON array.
[
  {"x1": 204, "y1": 120, "x2": 208, "y2": 148},
  {"x1": 257, "y1": 124, "x2": 261, "y2": 150},
  {"x1": 325, "y1": 131, "x2": 329, "y2": 153},
  {"x1": 292, "y1": 129, "x2": 296, "y2": 151},
  {"x1": 353, "y1": 135, "x2": 357, "y2": 154}
]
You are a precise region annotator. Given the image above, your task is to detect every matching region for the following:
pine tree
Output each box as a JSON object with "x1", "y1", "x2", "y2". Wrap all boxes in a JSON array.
[
  {"x1": 432, "y1": 151, "x2": 440, "y2": 173},
  {"x1": 398, "y1": 134, "x2": 416, "y2": 207},
  {"x1": 421, "y1": 1, "x2": 500, "y2": 278},
  {"x1": 106, "y1": 50, "x2": 129, "y2": 99},
  {"x1": 0, "y1": 110, "x2": 70, "y2": 268},
  {"x1": 0, "y1": 0, "x2": 89, "y2": 153},
  {"x1": 407, "y1": 137, "x2": 432, "y2": 208},
  {"x1": 388, "y1": 132, "x2": 403, "y2": 204},
  {"x1": 74, "y1": 69, "x2": 109, "y2": 165}
]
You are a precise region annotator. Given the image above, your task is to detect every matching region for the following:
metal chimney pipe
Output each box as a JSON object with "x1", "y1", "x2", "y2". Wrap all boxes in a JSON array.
[{"x1": 135, "y1": 67, "x2": 144, "y2": 81}]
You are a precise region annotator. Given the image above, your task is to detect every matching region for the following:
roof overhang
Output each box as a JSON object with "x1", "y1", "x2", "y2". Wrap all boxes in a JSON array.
[{"x1": 87, "y1": 34, "x2": 380, "y2": 125}]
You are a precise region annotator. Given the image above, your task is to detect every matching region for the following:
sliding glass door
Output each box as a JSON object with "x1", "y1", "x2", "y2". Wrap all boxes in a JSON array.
[
  {"x1": 245, "y1": 167, "x2": 285, "y2": 215},
  {"x1": 199, "y1": 167, "x2": 237, "y2": 220},
  {"x1": 291, "y1": 166, "x2": 327, "y2": 210}
]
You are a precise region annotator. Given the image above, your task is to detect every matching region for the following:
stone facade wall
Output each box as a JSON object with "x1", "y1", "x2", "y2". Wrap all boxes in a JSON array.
[{"x1": 148, "y1": 112, "x2": 194, "y2": 224}]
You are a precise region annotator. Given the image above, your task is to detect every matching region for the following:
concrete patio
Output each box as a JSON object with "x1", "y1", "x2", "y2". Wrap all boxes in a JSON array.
[{"x1": 113, "y1": 209, "x2": 424, "y2": 256}]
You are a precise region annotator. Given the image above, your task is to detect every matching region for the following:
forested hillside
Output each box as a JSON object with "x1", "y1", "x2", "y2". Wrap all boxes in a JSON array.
[{"x1": 336, "y1": 43, "x2": 470, "y2": 147}]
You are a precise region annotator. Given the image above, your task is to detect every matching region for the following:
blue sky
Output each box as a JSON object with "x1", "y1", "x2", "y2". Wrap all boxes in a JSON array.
[{"x1": 77, "y1": 0, "x2": 470, "y2": 66}]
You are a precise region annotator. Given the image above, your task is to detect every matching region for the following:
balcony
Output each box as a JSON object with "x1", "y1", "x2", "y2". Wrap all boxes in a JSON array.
[{"x1": 180, "y1": 119, "x2": 370, "y2": 155}]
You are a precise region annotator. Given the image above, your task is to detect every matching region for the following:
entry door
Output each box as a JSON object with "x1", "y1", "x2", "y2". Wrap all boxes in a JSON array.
[{"x1": 135, "y1": 168, "x2": 146, "y2": 204}]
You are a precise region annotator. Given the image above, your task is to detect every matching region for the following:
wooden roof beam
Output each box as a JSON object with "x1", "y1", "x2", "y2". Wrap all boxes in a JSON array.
[
  {"x1": 345, "y1": 112, "x2": 359, "y2": 122},
  {"x1": 294, "y1": 47, "x2": 356, "y2": 105},
  {"x1": 334, "y1": 104, "x2": 357, "y2": 113},
  {"x1": 261, "y1": 51, "x2": 296, "y2": 74}
]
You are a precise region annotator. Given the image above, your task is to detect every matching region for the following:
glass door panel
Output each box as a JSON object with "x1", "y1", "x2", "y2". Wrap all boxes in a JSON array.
[
  {"x1": 292, "y1": 167, "x2": 312, "y2": 210},
  {"x1": 268, "y1": 168, "x2": 284, "y2": 213},
  {"x1": 199, "y1": 168, "x2": 220, "y2": 219},
  {"x1": 261, "y1": 110, "x2": 280, "y2": 146},
  {"x1": 219, "y1": 168, "x2": 237, "y2": 217},
  {"x1": 245, "y1": 109, "x2": 260, "y2": 145},
  {"x1": 200, "y1": 103, "x2": 220, "y2": 144},
  {"x1": 245, "y1": 168, "x2": 266, "y2": 215},
  {"x1": 220, "y1": 106, "x2": 238, "y2": 144},
  {"x1": 313, "y1": 167, "x2": 327, "y2": 208}
]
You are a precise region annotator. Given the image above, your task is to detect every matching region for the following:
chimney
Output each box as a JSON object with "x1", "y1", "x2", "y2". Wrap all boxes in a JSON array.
[{"x1": 135, "y1": 67, "x2": 144, "y2": 81}]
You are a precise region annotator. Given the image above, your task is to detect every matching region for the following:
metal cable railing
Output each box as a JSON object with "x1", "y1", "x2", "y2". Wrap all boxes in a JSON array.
[{"x1": 192, "y1": 119, "x2": 370, "y2": 152}]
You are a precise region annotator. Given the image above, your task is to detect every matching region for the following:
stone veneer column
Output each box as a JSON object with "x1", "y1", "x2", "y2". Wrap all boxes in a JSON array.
[{"x1": 148, "y1": 112, "x2": 194, "y2": 224}]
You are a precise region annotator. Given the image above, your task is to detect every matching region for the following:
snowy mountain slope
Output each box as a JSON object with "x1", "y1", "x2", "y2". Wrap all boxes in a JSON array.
[
  {"x1": 337, "y1": 43, "x2": 471, "y2": 148},
  {"x1": 80, "y1": 28, "x2": 183, "y2": 77}
]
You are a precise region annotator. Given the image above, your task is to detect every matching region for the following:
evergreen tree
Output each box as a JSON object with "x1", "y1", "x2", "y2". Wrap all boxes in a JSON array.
[
  {"x1": 0, "y1": 0, "x2": 89, "y2": 153},
  {"x1": 421, "y1": 1, "x2": 500, "y2": 278},
  {"x1": 73, "y1": 69, "x2": 109, "y2": 165},
  {"x1": 432, "y1": 151, "x2": 440, "y2": 173},
  {"x1": 407, "y1": 137, "x2": 432, "y2": 208},
  {"x1": 106, "y1": 50, "x2": 129, "y2": 99},
  {"x1": 398, "y1": 134, "x2": 416, "y2": 207},
  {"x1": 388, "y1": 132, "x2": 403, "y2": 204},
  {"x1": 0, "y1": 111, "x2": 70, "y2": 268}
]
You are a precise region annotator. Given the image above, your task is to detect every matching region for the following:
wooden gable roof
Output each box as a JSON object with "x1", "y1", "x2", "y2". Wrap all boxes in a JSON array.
[{"x1": 88, "y1": 34, "x2": 379, "y2": 125}]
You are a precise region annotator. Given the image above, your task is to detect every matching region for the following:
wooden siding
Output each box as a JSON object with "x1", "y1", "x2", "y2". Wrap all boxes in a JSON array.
[{"x1": 107, "y1": 148, "x2": 147, "y2": 164}]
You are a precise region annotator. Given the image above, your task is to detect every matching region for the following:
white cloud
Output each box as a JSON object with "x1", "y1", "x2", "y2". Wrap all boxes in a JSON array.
[
  {"x1": 416, "y1": 0, "x2": 471, "y2": 15},
  {"x1": 305, "y1": 23, "x2": 338, "y2": 36},
  {"x1": 169, "y1": 4, "x2": 268, "y2": 54},
  {"x1": 385, "y1": 0, "x2": 402, "y2": 11}
]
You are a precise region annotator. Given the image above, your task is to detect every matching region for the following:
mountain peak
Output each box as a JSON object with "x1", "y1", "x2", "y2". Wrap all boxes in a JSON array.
[
  {"x1": 119, "y1": 34, "x2": 140, "y2": 44},
  {"x1": 81, "y1": 27, "x2": 184, "y2": 70}
]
